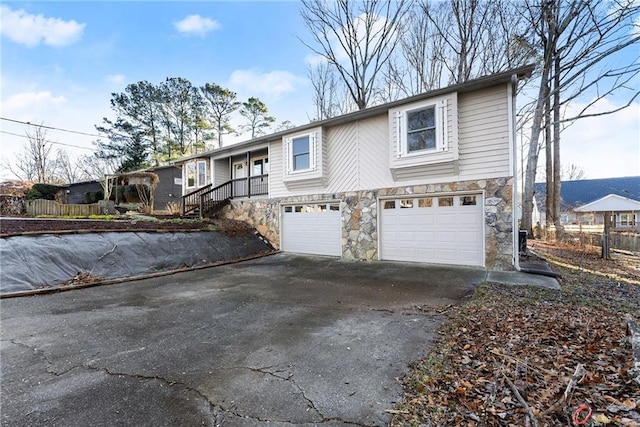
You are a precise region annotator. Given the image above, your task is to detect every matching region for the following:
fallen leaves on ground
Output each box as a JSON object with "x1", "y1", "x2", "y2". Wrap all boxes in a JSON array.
[
  {"x1": 392, "y1": 240, "x2": 640, "y2": 427},
  {"x1": 58, "y1": 272, "x2": 105, "y2": 287}
]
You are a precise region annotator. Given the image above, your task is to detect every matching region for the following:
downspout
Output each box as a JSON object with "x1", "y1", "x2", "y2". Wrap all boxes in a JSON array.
[
  {"x1": 511, "y1": 75, "x2": 562, "y2": 279},
  {"x1": 510, "y1": 74, "x2": 521, "y2": 272}
]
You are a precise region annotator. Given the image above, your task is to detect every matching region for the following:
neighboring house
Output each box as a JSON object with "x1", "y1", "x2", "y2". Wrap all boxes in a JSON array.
[
  {"x1": 534, "y1": 176, "x2": 640, "y2": 228},
  {"x1": 62, "y1": 180, "x2": 103, "y2": 204},
  {"x1": 176, "y1": 65, "x2": 534, "y2": 270},
  {"x1": 148, "y1": 165, "x2": 183, "y2": 212},
  {"x1": 574, "y1": 194, "x2": 640, "y2": 229}
]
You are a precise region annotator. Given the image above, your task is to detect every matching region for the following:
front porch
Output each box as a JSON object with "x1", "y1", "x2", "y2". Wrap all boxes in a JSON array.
[
  {"x1": 181, "y1": 148, "x2": 269, "y2": 217},
  {"x1": 182, "y1": 174, "x2": 269, "y2": 217}
]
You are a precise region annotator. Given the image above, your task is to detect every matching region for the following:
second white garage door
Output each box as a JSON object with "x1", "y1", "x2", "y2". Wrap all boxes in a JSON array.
[
  {"x1": 281, "y1": 203, "x2": 342, "y2": 256},
  {"x1": 380, "y1": 194, "x2": 484, "y2": 266}
]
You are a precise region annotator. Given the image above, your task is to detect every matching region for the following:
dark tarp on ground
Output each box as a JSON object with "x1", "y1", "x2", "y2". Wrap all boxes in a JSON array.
[{"x1": 0, "y1": 231, "x2": 270, "y2": 293}]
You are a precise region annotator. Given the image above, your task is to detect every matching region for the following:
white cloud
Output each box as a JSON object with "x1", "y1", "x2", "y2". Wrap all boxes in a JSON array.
[
  {"x1": 0, "y1": 5, "x2": 85, "y2": 47},
  {"x1": 228, "y1": 69, "x2": 307, "y2": 99},
  {"x1": 174, "y1": 14, "x2": 220, "y2": 37},
  {"x1": 1, "y1": 91, "x2": 67, "y2": 116},
  {"x1": 105, "y1": 74, "x2": 126, "y2": 85},
  {"x1": 559, "y1": 98, "x2": 640, "y2": 179}
]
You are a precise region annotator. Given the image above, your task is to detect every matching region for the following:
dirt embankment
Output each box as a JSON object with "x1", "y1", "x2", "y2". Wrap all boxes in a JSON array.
[{"x1": 0, "y1": 217, "x2": 252, "y2": 237}]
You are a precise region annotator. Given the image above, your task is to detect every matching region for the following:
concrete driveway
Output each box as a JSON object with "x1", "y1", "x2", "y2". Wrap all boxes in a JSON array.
[{"x1": 1, "y1": 253, "x2": 486, "y2": 426}]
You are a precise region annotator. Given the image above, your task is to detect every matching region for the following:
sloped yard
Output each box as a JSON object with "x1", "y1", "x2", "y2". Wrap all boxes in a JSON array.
[
  {"x1": 391, "y1": 240, "x2": 640, "y2": 426},
  {"x1": 0, "y1": 217, "x2": 252, "y2": 237}
]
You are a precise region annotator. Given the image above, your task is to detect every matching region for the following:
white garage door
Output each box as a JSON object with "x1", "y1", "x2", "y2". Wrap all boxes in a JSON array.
[
  {"x1": 380, "y1": 194, "x2": 484, "y2": 266},
  {"x1": 281, "y1": 203, "x2": 342, "y2": 256}
]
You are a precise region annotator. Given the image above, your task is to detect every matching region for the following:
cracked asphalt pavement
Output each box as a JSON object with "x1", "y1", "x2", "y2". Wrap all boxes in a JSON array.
[{"x1": 1, "y1": 253, "x2": 485, "y2": 426}]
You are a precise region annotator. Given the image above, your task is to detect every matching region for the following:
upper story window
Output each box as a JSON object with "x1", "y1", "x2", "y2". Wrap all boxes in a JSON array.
[
  {"x1": 388, "y1": 94, "x2": 458, "y2": 176},
  {"x1": 284, "y1": 130, "x2": 319, "y2": 175},
  {"x1": 397, "y1": 100, "x2": 446, "y2": 157},
  {"x1": 407, "y1": 106, "x2": 436, "y2": 153},
  {"x1": 292, "y1": 136, "x2": 310, "y2": 171}
]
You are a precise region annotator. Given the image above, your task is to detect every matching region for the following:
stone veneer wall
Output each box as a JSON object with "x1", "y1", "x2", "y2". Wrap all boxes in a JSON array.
[{"x1": 221, "y1": 177, "x2": 514, "y2": 270}]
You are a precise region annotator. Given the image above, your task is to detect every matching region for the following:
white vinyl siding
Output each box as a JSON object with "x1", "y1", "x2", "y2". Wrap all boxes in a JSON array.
[
  {"x1": 268, "y1": 84, "x2": 512, "y2": 198},
  {"x1": 213, "y1": 158, "x2": 230, "y2": 187},
  {"x1": 458, "y1": 85, "x2": 510, "y2": 178}
]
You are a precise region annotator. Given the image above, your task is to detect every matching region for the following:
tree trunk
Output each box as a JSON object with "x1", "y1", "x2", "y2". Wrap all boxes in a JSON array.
[
  {"x1": 552, "y1": 54, "x2": 563, "y2": 240},
  {"x1": 545, "y1": 85, "x2": 554, "y2": 235},
  {"x1": 522, "y1": 63, "x2": 551, "y2": 237}
]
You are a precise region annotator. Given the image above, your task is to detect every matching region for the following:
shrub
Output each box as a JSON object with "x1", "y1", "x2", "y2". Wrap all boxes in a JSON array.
[
  {"x1": 25, "y1": 183, "x2": 62, "y2": 200},
  {"x1": 166, "y1": 201, "x2": 182, "y2": 215},
  {"x1": 84, "y1": 190, "x2": 104, "y2": 204}
]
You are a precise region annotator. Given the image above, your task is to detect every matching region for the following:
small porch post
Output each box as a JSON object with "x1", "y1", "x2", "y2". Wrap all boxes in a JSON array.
[{"x1": 246, "y1": 151, "x2": 251, "y2": 198}]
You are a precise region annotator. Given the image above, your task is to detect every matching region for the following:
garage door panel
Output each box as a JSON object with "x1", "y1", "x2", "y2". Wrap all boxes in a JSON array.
[
  {"x1": 282, "y1": 206, "x2": 341, "y2": 257},
  {"x1": 381, "y1": 194, "x2": 484, "y2": 267}
]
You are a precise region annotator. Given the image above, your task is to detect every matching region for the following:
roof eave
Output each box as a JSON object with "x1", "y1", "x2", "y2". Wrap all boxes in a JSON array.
[{"x1": 174, "y1": 63, "x2": 536, "y2": 163}]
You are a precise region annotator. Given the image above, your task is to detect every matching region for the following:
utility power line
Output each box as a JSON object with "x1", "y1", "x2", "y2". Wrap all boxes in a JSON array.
[
  {"x1": 0, "y1": 130, "x2": 97, "y2": 151},
  {"x1": 0, "y1": 117, "x2": 103, "y2": 138}
]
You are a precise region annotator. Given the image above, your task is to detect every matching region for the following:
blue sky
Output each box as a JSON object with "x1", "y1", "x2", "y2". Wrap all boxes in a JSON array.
[{"x1": 1, "y1": 1, "x2": 639, "y2": 181}]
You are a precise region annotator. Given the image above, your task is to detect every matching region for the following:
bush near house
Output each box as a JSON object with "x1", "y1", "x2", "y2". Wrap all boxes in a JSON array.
[
  {"x1": 83, "y1": 190, "x2": 104, "y2": 204},
  {"x1": 25, "y1": 184, "x2": 63, "y2": 201}
]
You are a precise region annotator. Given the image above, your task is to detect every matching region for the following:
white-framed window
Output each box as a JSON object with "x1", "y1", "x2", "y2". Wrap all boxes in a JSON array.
[
  {"x1": 619, "y1": 213, "x2": 636, "y2": 227},
  {"x1": 253, "y1": 157, "x2": 269, "y2": 176},
  {"x1": 186, "y1": 160, "x2": 207, "y2": 188},
  {"x1": 406, "y1": 106, "x2": 437, "y2": 153},
  {"x1": 197, "y1": 161, "x2": 206, "y2": 186},
  {"x1": 284, "y1": 131, "x2": 318, "y2": 174},
  {"x1": 186, "y1": 162, "x2": 196, "y2": 188},
  {"x1": 392, "y1": 97, "x2": 449, "y2": 158},
  {"x1": 293, "y1": 136, "x2": 310, "y2": 171}
]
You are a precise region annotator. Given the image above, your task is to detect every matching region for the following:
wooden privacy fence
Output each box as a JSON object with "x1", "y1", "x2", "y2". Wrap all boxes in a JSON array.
[
  {"x1": 26, "y1": 199, "x2": 102, "y2": 217},
  {"x1": 565, "y1": 231, "x2": 640, "y2": 253}
]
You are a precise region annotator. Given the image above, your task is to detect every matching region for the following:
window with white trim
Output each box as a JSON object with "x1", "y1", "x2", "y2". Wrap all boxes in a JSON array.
[
  {"x1": 186, "y1": 160, "x2": 207, "y2": 188},
  {"x1": 292, "y1": 136, "x2": 310, "y2": 171},
  {"x1": 407, "y1": 106, "x2": 436, "y2": 152},
  {"x1": 284, "y1": 131, "x2": 318, "y2": 175},
  {"x1": 391, "y1": 96, "x2": 450, "y2": 160},
  {"x1": 186, "y1": 162, "x2": 196, "y2": 188},
  {"x1": 197, "y1": 161, "x2": 206, "y2": 186}
]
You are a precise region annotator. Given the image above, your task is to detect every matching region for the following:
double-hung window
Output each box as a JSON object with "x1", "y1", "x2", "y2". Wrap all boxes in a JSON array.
[
  {"x1": 186, "y1": 162, "x2": 196, "y2": 188},
  {"x1": 406, "y1": 106, "x2": 436, "y2": 153},
  {"x1": 186, "y1": 160, "x2": 207, "y2": 188},
  {"x1": 283, "y1": 128, "x2": 325, "y2": 185},
  {"x1": 284, "y1": 130, "x2": 320, "y2": 177},
  {"x1": 197, "y1": 161, "x2": 206, "y2": 186},
  {"x1": 292, "y1": 136, "x2": 310, "y2": 171},
  {"x1": 390, "y1": 96, "x2": 452, "y2": 163}
]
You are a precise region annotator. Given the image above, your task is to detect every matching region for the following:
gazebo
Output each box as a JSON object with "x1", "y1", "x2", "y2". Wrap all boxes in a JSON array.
[{"x1": 574, "y1": 194, "x2": 640, "y2": 258}]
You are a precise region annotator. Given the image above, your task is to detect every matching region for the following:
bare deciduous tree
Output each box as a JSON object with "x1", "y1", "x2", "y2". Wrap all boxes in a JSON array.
[
  {"x1": 308, "y1": 61, "x2": 346, "y2": 120},
  {"x1": 6, "y1": 124, "x2": 58, "y2": 183},
  {"x1": 521, "y1": 0, "x2": 640, "y2": 237},
  {"x1": 55, "y1": 150, "x2": 91, "y2": 184},
  {"x1": 562, "y1": 163, "x2": 586, "y2": 181},
  {"x1": 300, "y1": 0, "x2": 409, "y2": 110}
]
